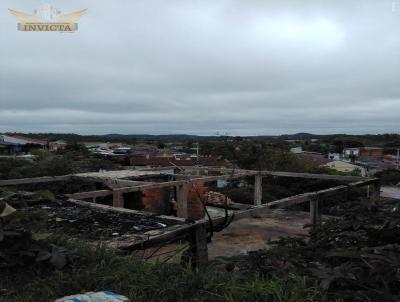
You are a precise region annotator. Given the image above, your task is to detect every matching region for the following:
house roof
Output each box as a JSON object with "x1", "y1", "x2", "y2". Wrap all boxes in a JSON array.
[
  {"x1": 130, "y1": 155, "x2": 220, "y2": 167},
  {"x1": 361, "y1": 147, "x2": 383, "y2": 150},
  {"x1": 5, "y1": 134, "x2": 47, "y2": 146},
  {"x1": 50, "y1": 140, "x2": 67, "y2": 144},
  {"x1": 1, "y1": 134, "x2": 45, "y2": 146}
]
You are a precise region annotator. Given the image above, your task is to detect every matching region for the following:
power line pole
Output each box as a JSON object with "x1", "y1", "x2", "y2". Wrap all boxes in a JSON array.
[
  {"x1": 196, "y1": 142, "x2": 199, "y2": 166},
  {"x1": 195, "y1": 142, "x2": 200, "y2": 176}
]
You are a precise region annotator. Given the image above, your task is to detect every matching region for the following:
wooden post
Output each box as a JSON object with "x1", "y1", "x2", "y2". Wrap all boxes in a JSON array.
[
  {"x1": 189, "y1": 223, "x2": 208, "y2": 269},
  {"x1": 310, "y1": 197, "x2": 321, "y2": 229},
  {"x1": 254, "y1": 174, "x2": 262, "y2": 206},
  {"x1": 371, "y1": 181, "x2": 381, "y2": 202},
  {"x1": 176, "y1": 183, "x2": 189, "y2": 219},
  {"x1": 112, "y1": 191, "x2": 124, "y2": 208}
]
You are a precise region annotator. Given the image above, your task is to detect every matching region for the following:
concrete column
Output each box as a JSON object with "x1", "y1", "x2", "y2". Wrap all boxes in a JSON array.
[
  {"x1": 189, "y1": 223, "x2": 208, "y2": 269},
  {"x1": 253, "y1": 174, "x2": 263, "y2": 206},
  {"x1": 310, "y1": 197, "x2": 321, "y2": 229},
  {"x1": 176, "y1": 183, "x2": 189, "y2": 219},
  {"x1": 112, "y1": 191, "x2": 124, "y2": 208},
  {"x1": 371, "y1": 181, "x2": 381, "y2": 202}
]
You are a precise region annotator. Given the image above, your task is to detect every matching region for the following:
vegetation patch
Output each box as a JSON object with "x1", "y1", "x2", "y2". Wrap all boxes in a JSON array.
[
  {"x1": 375, "y1": 169, "x2": 400, "y2": 186},
  {"x1": 234, "y1": 198, "x2": 400, "y2": 301}
]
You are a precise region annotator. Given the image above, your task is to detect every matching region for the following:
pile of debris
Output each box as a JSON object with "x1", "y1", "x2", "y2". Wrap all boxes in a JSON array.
[
  {"x1": 26, "y1": 200, "x2": 175, "y2": 240},
  {"x1": 1, "y1": 190, "x2": 176, "y2": 241},
  {"x1": 204, "y1": 191, "x2": 233, "y2": 206}
]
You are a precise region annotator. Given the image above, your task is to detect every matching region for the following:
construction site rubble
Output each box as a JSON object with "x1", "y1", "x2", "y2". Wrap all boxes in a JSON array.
[{"x1": 204, "y1": 191, "x2": 232, "y2": 206}]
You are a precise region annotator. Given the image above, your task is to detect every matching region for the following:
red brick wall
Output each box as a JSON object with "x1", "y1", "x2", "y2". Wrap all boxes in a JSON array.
[
  {"x1": 186, "y1": 182, "x2": 208, "y2": 220},
  {"x1": 188, "y1": 182, "x2": 208, "y2": 202},
  {"x1": 360, "y1": 148, "x2": 384, "y2": 157},
  {"x1": 141, "y1": 188, "x2": 169, "y2": 215},
  {"x1": 128, "y1": 182, "x2": 209, "y2": 220}
]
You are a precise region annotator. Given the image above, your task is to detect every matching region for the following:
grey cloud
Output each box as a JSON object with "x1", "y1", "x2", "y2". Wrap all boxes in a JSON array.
[{"x1": 0, "y1": 0, "x2": 399, "y2": 135}]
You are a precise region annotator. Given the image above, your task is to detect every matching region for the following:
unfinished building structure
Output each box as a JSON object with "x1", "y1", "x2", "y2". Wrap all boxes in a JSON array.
[{"x1": 0, "y1": 167, "x2": 380, "y2": 267}]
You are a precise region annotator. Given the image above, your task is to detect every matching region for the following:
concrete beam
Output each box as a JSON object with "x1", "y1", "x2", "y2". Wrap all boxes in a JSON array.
[
  {"x1": 68, "y1": 198, "x2": 186, "y2": 223},
  {"x1": 0, "y1": 175, "x2": 71, "y2": 186},
  {"x1": 66, "y1": 190, "x2": 113, "y2": 199}
]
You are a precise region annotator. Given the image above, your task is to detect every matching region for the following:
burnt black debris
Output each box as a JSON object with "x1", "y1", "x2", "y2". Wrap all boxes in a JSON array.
[{"x1": 23, "y1": 200, "x2": 176, "y2": 240}]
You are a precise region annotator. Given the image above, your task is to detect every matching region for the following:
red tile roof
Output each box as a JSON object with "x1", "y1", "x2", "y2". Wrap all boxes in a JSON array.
[{"x1": 6, "y1": 134, "x2": 47, "y2": 146}]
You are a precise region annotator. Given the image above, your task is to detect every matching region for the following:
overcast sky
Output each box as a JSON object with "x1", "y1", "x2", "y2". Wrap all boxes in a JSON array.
[{"x1": 0, "y1": 0, "x2": 399, "y2": 135}]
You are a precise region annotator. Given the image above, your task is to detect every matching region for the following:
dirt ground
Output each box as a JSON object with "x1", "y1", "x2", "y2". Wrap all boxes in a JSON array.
[
  {"x1": 208, "y1": 209, "x2": 311, "y2": 259},
  {"x1": 136, "y1": 209, "x2": 311, "y2": 261}
]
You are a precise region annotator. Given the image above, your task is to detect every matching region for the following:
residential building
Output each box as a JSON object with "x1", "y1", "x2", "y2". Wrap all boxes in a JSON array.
[
  {"x1": 0, "y1": 134, "x2": 47, "y2": 154},
  {"x1": 49, "y1": 140, "x2": 67, "y2": 151},
  {"x1": 342, "y1": 148, "x2": 360, "y2": 160},
  {"x1": 290, "y1": 146, "x2": 303, "y2": 154},
  {"x1": 328, "y1": 152, "x2": 342, "y2": 160},
  {"x1": 359, "y1": 147, "x2": 384, "y2": 159},
  {"x1": 297, "y1": 153, "x2": 365, "y2": 176}
]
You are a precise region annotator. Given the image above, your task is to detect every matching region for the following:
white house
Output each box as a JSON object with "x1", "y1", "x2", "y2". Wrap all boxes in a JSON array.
[
  {"x1": 49, "y1": 140, "x2": 67, "y2": 151},
  {"x1": 290, "y1": 146, "x2": 303, "y2": 154},
  {"x1": 343, "y1": 148, "x2": 360, "y2": 159},
  {"x1": 328, "y1": 152, "x2": 342, "y2": 160}
]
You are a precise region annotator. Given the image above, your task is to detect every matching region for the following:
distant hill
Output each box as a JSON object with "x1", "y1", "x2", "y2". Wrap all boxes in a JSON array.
[
  {"x1": 102, "y1": 134, "x2": 212, "y2": 141},
  {"x1": 4, "y1": 132, "x2": 399, "y2": 146},
  {"x1": 71, "y1": 132, "x2": 326, "y2": 142},
  {"x1": 0, "y1": 132, "x2": 354, "y2": 142},
  {"x1": 4, "y1": 132, "x2": 223, "y2": 143},
  {"x1": 279, "y1": 133, "x2": 323, "y2": 140}
]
